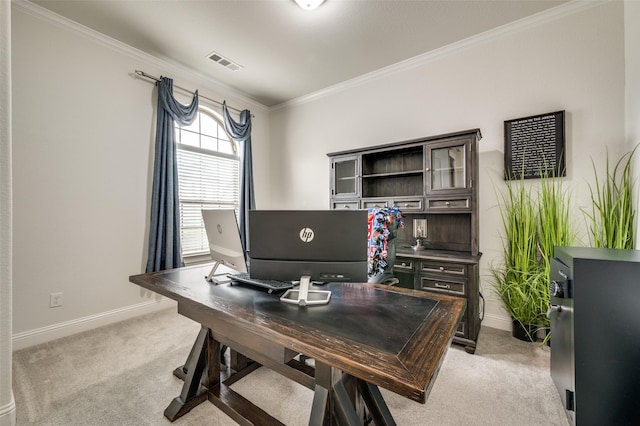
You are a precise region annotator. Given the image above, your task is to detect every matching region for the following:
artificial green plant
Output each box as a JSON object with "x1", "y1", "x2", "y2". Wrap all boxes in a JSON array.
[
  {"x1": 492, "y1": 168, "x2": 574, "y2": 342},
  {"x1": 584, "y1": 146, "x2": 638, "y2": 249}
]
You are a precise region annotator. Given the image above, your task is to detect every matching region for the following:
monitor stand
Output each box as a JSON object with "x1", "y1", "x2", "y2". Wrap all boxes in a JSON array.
[
  {"x1": 205, "y1": 261, "x2": 232, "y2": 284},
  {"x1": 280, "y1": 276, "x2": 331, "y2": 306}
]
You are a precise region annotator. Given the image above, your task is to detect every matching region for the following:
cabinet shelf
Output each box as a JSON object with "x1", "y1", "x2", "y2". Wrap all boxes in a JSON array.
[
  {"x1": 362, "y1": 147, "x2": 423, "y2": 176},
  {"x1": 362, "y1": 169, "x2": 423, "y2": 179},
  {"x1": 431, "y1": 166, "x2": 464, "y2": 173},
  {"x1": 363, "y1": 175, "x2": 424, "y2": 198}
]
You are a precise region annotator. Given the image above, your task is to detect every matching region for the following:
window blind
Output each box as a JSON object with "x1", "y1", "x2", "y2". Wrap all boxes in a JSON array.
[{"x1": 177, "y1": 145, "x2": 240, "y2": 256}]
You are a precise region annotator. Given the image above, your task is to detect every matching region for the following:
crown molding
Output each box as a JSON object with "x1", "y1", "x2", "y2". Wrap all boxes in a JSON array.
[
  {"x1": 12, "y1": 0, "x2": 268, "y2": 113},
  {"x1": 12, "y1": 0, "x2": 609, "y2": 113},
  {"x1": 272, "y1": 0, "x2": 610, "y2": 111}
]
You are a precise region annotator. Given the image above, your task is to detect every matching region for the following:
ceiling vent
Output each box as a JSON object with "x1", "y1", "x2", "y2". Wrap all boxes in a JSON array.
[{"x1": 207, "y1": 51, "x2": 242, "y2": 71}]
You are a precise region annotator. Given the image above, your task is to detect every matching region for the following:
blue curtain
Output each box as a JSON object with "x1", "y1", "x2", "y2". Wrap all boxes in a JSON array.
[
  {"x1": 222, "y1": 102, "x2": 254, "y2": 257},
  {"x1": 145, "y1": 77, "x2": 198, "y2": 272}
]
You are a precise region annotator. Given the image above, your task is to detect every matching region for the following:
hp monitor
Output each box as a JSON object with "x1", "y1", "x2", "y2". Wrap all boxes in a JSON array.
[
  {"x1": 248, "y1": 210, "x2": 368, "y2": 305},
  {"x1": 202, "y1": 209, "x2": 247, "y2": 283}
]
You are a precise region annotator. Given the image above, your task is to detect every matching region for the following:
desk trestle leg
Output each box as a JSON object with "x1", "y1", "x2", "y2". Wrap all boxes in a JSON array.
[
  {"x1": 357, "y1": 378, "x2": 396, "y2": 426},
  {"x1": 311, "y1": 361, "x2": 397, "y2": 425},
  {"x1": 333, "y1": 378, "x2": 363, "y2": 425},
  {"x1": 164, "y1": 326, "x2": 220, "y2": 422}
]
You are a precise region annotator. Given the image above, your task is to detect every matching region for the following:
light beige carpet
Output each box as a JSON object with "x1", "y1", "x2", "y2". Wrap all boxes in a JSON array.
[{"x1": 12, "y1": 308, "x2": 569, "y2": 425}]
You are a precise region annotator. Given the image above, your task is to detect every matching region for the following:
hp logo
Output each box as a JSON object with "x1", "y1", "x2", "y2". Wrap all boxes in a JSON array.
[{"x1": 299, "y1": 227, "x2": 315, "y2": 243}]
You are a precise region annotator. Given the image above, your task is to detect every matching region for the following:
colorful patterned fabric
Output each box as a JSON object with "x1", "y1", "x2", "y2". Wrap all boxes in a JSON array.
[{"x1": 367, "y1": 206, "x2": 404, "y2": 278}]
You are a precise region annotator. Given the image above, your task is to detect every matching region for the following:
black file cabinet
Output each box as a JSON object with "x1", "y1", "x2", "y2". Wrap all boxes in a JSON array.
[{"x1": 549, "y1": 246, "x2": 640, "y2": 426}]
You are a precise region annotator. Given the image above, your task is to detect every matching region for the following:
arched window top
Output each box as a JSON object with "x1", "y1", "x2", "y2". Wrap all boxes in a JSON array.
[{"x1": 176, "y1": 106, "x2": 238, "y2": 156}]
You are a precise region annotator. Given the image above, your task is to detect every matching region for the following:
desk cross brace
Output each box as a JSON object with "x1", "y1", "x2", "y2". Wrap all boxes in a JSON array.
[{"x1": 166, "y1": 326, "x2": 397, "y2": 425}]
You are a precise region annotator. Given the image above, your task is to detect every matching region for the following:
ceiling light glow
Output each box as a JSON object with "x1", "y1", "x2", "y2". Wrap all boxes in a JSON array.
[{"x1": 294, "y1": 0, "x2": 325, "y2": 10}]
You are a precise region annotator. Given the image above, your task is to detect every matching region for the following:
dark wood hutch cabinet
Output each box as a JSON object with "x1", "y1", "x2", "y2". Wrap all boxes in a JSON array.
[{"x1": 328, "y1": 129, "x2": 482, "y2": 354}]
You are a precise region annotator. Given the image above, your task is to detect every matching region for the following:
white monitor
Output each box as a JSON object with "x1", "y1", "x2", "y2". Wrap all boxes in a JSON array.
[{"x1": 202, "y1": 209, "x2": 247, "y2": 283}]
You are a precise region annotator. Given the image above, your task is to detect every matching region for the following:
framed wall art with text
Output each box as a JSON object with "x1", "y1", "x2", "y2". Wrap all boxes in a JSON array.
[{"x1": 504, "y1": 110, "x2": 565, "y2": 180}]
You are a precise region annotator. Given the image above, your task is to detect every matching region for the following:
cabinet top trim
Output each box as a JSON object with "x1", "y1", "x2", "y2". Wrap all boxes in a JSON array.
[{"x1": 327, "y1": 128, "x2": 481, "y2": 157}]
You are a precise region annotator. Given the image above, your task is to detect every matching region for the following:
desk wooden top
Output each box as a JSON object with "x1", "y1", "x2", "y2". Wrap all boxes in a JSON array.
[{"x1": 130, "y1": 264, "x2": 465, "y2": 403}]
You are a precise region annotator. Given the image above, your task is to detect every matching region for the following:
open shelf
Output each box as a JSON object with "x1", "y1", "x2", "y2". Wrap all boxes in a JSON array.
[
  {"x1": 362, "y1": 146, "x2": 423, "y2": 176},
  {"x1": 363, "y1": 174, "x2": 424, "y2": 198}
]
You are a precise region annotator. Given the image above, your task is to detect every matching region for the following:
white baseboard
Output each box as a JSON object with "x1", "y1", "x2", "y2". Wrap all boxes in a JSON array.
[
  {"x1": 480, "y1": 312, "x2": 512, "y2": 332},
  {"x1": 0, "y1": 394, "x2": 15, "y2": 426},
  {"x1": 12, "y1": 298, "x2": 177, "y2": 351}
]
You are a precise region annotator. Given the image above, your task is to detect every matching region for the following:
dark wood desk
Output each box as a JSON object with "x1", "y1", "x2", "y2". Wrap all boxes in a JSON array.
[{"x1": 130, "y1": 264, "x2": 465, "y2": 425}]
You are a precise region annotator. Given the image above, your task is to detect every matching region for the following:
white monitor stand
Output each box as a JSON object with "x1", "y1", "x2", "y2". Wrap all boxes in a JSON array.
[
  {"x1": 205, "y1": 261, "x2": 232, "y2": 284},
  {"x1": 280, "y1": 276, "x2": 331, "y2": 306}
]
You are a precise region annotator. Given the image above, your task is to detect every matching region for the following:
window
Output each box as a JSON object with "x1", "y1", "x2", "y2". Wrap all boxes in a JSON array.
[{"x1": 175, "y1": 108, "x2": 240, "y2": 258}]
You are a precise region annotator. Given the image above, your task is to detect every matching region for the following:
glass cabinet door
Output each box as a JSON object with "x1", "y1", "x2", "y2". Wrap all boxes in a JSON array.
[
  {"x1": 331, "y1": 155, "x2": 360, "y2": 198},
  {"x1": 428, "y1": 144, "x2": 467, "y2": 190}
]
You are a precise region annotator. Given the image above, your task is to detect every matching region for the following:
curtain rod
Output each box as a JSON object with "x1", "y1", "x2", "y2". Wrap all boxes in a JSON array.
[{"x1": 134, "y1": 70, "x2": 253, "y2": 117}]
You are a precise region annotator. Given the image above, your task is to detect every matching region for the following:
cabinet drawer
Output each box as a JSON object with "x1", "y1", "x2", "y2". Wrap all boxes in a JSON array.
[
  {"x1": 394, "y1": 258, "x2": 415, "y2": 271},
  {"x1": 419, "y1": 275, "x2": 466, "y2": 296},
  {"x1": 391, "y1": 198, "x2": 423, "y2": 211},
  {"x1": 420, "y1": 261, "x2": 466, "y2": 276},
  {"x1": 332, "y1": 201, "x2": 359, "y2": 210},
  {"x1": 362, "y1": 199, "x2": 389, "y2": 209},
  {"x1": 426, "y1": 196, "x2": 471, "y2": 212},
  {"x1": 363, "y1": 198, "x2": 423, "y2": 211}
]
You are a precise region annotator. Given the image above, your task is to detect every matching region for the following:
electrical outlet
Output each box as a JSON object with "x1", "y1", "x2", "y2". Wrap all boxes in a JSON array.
[{"x1": 50, "y1": 292, "x2": 63, "y2": 308}]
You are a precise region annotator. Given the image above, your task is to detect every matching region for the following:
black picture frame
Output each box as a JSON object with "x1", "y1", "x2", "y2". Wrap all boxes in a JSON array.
[{"x1": 504, "y1": 110, "x2": 565, "y2": 180}]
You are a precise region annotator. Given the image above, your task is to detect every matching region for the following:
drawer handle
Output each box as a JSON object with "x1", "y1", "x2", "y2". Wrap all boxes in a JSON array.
[
  {"x1": 343, "y1": 205, "x2": 351, "y2": 209},
  {"x1": 439, "y1": 266, "x2": 445, "y2": 272},
  {"x1": 435, "y1": 283, "x2": 451, "y2": 289},
  {"x1": 445, "y1": 201, "x2": 451, "y2": 206}
]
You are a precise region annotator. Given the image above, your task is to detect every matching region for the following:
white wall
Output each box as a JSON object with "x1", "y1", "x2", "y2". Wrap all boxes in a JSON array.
[
  {"x1": 626, "y1": 0, "x2": 640, "y2": 247},
  {"x1": 10, "y1": 3, "x2": 271, "y2": 349},
  {"x1": 1, "y1": 0, "x2": 16, "y2": 423},
  {"x1": 269, "y1": 1, "x2": 627, "y2": 330},
  {"x1": 627, "y1": 0, "x2": 640, "y2": 149}
]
